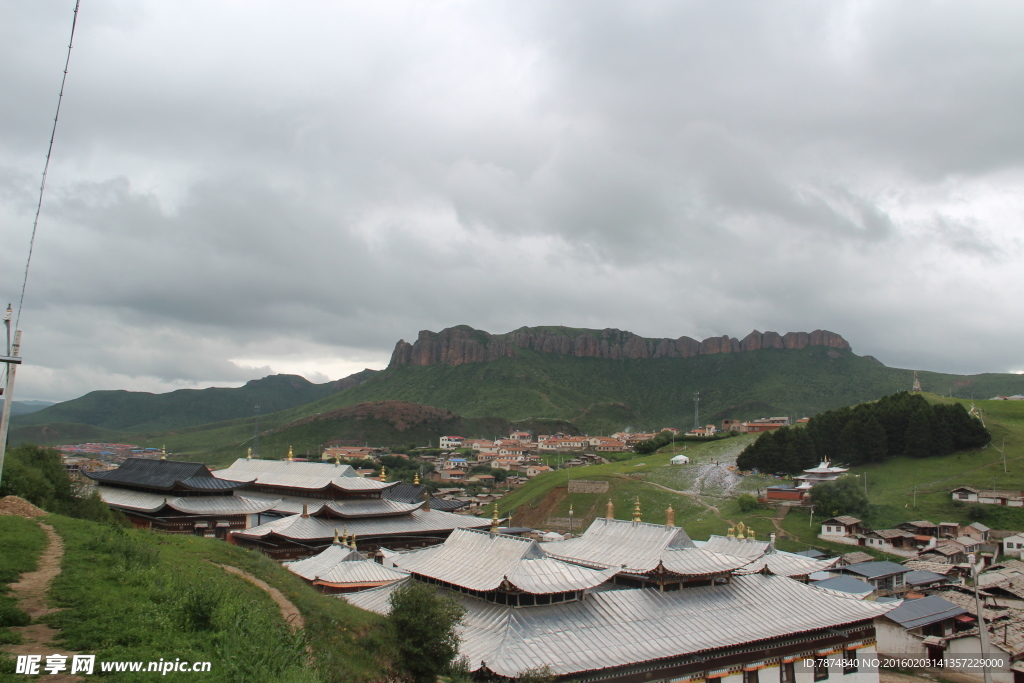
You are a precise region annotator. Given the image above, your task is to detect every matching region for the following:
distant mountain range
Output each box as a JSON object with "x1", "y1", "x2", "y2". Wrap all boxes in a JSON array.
[{"x1": 11, "y1": 325, "x2": 1024, "y2": 456}]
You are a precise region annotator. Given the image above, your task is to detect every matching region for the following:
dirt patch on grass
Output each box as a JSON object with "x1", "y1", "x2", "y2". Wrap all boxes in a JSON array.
[
  {"x1": 511, "y1": 486, "x2": 567, "y2": 529},
  {"x1": 214, "y1": 564, "x2": 305, "y2": 631},
  {"x1": 1, "y1": 521, "x2": 84, "y2": 682},
  {"x1": 0, "y1": 496, "x2": 46, "y2": 517}
]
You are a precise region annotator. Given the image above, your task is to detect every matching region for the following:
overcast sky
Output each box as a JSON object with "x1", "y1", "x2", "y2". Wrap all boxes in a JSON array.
[{"x1": 2, "y1": 1, "x2": 1022, "y2": 402}]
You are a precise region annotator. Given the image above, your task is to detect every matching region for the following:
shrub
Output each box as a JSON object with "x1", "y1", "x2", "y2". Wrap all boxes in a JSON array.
[
  {"x1": 388, "y1": 581, "x2": 466, "y2": 683},
  {"x1": 737, "y1": 494, "x2": 759, "y2": 512}
]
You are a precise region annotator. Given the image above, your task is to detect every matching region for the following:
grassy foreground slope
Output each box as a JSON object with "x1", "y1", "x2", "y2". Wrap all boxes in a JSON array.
[{"x1": 0, "y1": 513, "x2": 386, "y2": 682}]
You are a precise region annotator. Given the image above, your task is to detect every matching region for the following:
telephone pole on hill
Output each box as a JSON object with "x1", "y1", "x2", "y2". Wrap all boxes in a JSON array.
[
  {"x1": 0, "y1": 304, "x2": 25, "y2": 488},
  {"x1": 693, "y1": 391, "x2": 700, "y2": 431}
]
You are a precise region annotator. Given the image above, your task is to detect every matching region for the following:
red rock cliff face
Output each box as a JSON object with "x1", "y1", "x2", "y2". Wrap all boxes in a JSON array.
[{"x1": 388, "y1": 326, "x2": 850, "y2": 367}]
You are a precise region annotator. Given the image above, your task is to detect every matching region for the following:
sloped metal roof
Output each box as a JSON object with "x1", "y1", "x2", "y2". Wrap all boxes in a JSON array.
[
  {"x1": 811, "y1": 576, "x2": 874, "y2": 595},
  {"x1": 214, "y1": 458, "x2": 396, "y2": 492},
  {"x1": 383, "y1": 483, "x2": 467, "y2": 511},
  {"x1": 392, "y1": 528, "x2": 616, "y2": 594},
  {"x1": 315, "y1": 499, "x2": 423, "y2": 519},
  {"x1": 345, "y1": 573, "x2": 894, "y2": 679},
  {"x1": 841, "y1": 561, "x2": 911, "y2": 579},
  {"x1": 540, "y1": 518, "x2": 698, "y2": 573},
  {"x1": 738, "y1": 550, "x2": 839, "y2": 578},
  {"x1": 904, "y1": 570, "x2": 950, "y2": 586},
  {"x1": 86, "y1": 458, "x2": 247, "y2": 491},
  {"x1": 234, "y1": 507, "x2": 492, "y2": 541},
  {"x1": 701, "y1": 535, "x2": 770, "y2": 559},
  {"x1": 884, "y1": 595, "x2": 967, "y2": 629},
  {"x1": 95, "y1": 486, "x2": 280, "y2": 515},
  {"x1": 285, "y1": 544, "x2": 408, "y2": 585}
]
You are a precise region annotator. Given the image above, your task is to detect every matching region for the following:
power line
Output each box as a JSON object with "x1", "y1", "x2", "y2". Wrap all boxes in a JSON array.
[{"x1": 15, "y1": 0, "x2": 82, "y2": 331}]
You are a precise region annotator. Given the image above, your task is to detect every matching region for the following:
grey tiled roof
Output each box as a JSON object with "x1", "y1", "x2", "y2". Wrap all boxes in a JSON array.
[
  {"x1": 392, "y1": 528, "x2": 617, "y2": 594},
  {"x1": 345, "y1": 573, "x2": 894, "y2": 679},
  {"x1": 841, "y1": 561, "x2": 913, "y2": 579},
  {"x1": 86, "y1": 458, "x2": 246, "y2": 491},
  {"x1": 812, "y1": 575, "x2": 874, "y2": 595},
  {"x1": 904, "y1": 570, "x2": 951, "y2": 586}
]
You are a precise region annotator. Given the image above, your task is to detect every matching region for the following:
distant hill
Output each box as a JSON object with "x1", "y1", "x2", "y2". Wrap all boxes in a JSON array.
[
  {"x1": 9, "y1": 400, "x2": 55, "y2": 416},
  {"x1": 11, "y1": 370, "x2": 377, "y2": 432},
  {"x1": 287, "y1": 326, "x2": 1024, "y2": 434}
]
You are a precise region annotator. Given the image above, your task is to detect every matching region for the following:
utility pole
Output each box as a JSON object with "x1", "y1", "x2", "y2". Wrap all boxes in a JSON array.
[
  {"x1": 970, "y1": 553, "x2": 995, "y2": 683},
  {"x1": 693, "y1": 391, "x2": 700, "y2": 431},
  {"x1": 0, "y1": 304, "x2": 24, "y2": 488},
  {"x1": 913, "y1": 485, "x2": 916, "y2": 509},
  {"x1": 1002, "y1": 438, "x2": 1007, "y2": 473},
  {"x1": 252, "y1": 404, "x2": 261, "y2": 458}
]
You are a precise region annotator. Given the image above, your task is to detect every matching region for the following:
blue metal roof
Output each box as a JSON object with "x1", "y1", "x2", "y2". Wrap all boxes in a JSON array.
[
  {"x1": 841, "y1": 561, "x2": 911, "y2": 579},
  {"x1": 812, "y1": 576, "x2": 874, "y2": 595}
]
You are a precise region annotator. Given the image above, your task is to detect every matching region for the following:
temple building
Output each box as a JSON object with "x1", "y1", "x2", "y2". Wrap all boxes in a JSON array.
[
  {"x1": 85, "y1": 457, "x2": 280, "y2": 537},
  {"x1": 345, "y1": 513, "x2": 894, "y2": 682},
  {"x1": 284, "y1": 532, "x2": 408, "y2": 594},
  {"x1": 699, "y1": 526, "x2": 840, "y2": 580},
  {"x1": 218, "y1": 457, "x2": 491, "y2": 558},
  {"x1": 794, "y1": 459, "x2": 849, "y2": 490}
]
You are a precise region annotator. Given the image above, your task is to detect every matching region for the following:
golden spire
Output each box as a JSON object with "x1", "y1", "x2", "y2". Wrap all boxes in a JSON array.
[
  {"x1": 333, "y1": 528, "x2": 340, "y2": 545},
  {"x1": 736, "y1": 521, "x2": 746, "y2": 539},
  {"x1": 349, "y1": 533, "x2": 357, "y2": 549},
  {"x1": 414, "y1": 472, "x2": 420, "y2": 485},
  {"x1": 247, "y1": 447, "x2": 252, "y2": 460},
  {"x1": 632, "y1": 497, "x2": 642, "y2": 523},
  {"x1": 334, "y1": 453, "x2": 341, "y2": 465},
  {"x1": 160, "y1": 445, "x2": 166, "y2": 460},
  {"x1": 665, "y1": 504, "x2": 675, "y2": 528},
  {"x1": 380, "y1": 466, "x2": 387, "y2": 482},
  {"x1": 342, "y1": 525, "x2": 349, "y2": 546},
  {"x1": 287, "y1": 445, "x2": 294, "y2": 461},
  {"x1": 490, "y1": 504, "x2": 500, "y2": 533},
  {"x1": 727, "y1": 526, "x2": 736, "y2": 538},
  {"x1": 422, "y1": 487, "x2": 431, "y2": 511},
  {"x1": 606, "y1": 499, "x2": 615, "y2": 520}
]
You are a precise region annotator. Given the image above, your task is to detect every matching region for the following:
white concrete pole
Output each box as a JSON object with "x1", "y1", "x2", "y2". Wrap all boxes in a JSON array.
[{"x1": 0, "y1": 330, "x2": 23, "y2": 489}]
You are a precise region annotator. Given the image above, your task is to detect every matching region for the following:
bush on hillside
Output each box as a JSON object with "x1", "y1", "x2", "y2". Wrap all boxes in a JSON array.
[
  {"x1": 736, "y1": 494, "x2": 759, "y2": 512},
  {"x1": 0, "y1": 444, "x2": 122, "y2": 524},
  {"x1": 388, "y1": 581, "x2": 466, "y2": 683},
  {"x1": 810, "y1": 478, "x2": 869, "y2": 518},
  {"x1": 736, "y1": 392, "x2": 990, "y2": 474}
]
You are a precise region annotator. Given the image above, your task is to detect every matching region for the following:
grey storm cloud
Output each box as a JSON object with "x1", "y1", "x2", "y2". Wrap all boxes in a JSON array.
[{"x1": 1, "y1": 0, "x2": 1023, "y2": 401}]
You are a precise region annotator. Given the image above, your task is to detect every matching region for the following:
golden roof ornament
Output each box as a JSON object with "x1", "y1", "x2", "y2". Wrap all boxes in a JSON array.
[
  {"x1": 749, "y1": 528, "x2": 756, "y2": 541},
  {"x1": 727, "y1": 526, "x2": 736, "y2": 538},
  {"x1": 380, "y1": 466, "x2": 387, "y2": 482},
  {"x1": 342, "y1": 525, "x2": 349, "y2": 545},
  {"x1": 349, "y1": 533, "x2": 357, "y2": 549},
  {"x1": 606, "y1": 499, "x2": 615, "y2": 520},
  {"x1": 246, "y1": 447, "x2": 252, "y2": 460},
  {"x1": 736, "y1": 521, "x2": 746, "y2": 539},
  {"x1": 665, "y1": 504, "x2": 675, "y2": 528},
  {"x1": 632, "y1": 497, "x2": 642, "y2": 523},
  {"x1": 287, "y1": 445, "x2": 294, "y2": 461},
  {"x1": 334, "y1": 453, "x2": 341, "y2": 465},
  {"x1": 333, "y1": 528, "x2": 340, "y2": 545},
  {"x1": 414, "y1": 472, "x2": 420, "y2": 485},
  {"x1": 160, "y1": 445, "x2": 166, "y2": 460},
  {"x1": 490, "y1": 504, "x2": 500, "y2": 533}
]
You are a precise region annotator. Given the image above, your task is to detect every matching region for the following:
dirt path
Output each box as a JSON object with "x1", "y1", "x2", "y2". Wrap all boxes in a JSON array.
[
  {"x1": 1, "y1": 522, "x2": 84, "y2": 682},
  {"x1": 620, "y1": 475, "x2": 730, "y2": 521},
  {"x1": 214, "y1": 564, "x2": 305, "y2": 631}
]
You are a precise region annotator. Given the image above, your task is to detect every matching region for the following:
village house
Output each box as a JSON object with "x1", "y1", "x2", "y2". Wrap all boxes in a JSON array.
[
  {"x1": 874, "y1": 595, "x2": 968, "y2": 657},
  {"x1": 1002, "y1": 533, "x2": 1024, "y2": 558},
  {"x1": 439, "y1": 435, "x2": 466, "y2": 450},
  {"x1": 820, "y1": 516, "x2": 864, "y2": 541},
  {"x1": 525, "y1": 465, "x2": 553, "y2": 478},
  {"x1": 860, "y1": 529, "x2": 932, "y2": 557},
  {"x1": 685, "y1": 424, "x2": 717, "y2": 437},
  {"x1": 836, "y1": 561, "x2": 913, "y2": 593},
  {"x1": 762, "y1": 484, "x2": 807, "y2": 504},
  {"x1": 951, "y1": 486, "x2": 1024, "y2": 506},
  {"x1": 321, "y1": 446, "x2": 377, "y2": 461},
  {"x1": 346, "y1": 516, "x2": 893, "y2": 682}
]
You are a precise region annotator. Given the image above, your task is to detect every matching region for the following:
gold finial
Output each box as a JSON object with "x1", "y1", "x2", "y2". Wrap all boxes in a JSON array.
[
  {"x1": 334, "y1": 453, "x2": 341, "y2": 465},
  {"x1": 247, "y1": 447, "x2": 252, "y2": 460},
  {"x1": 737, "y1": 521, "x2": 746, "y2": 539},
  {"x1": 422, "y1": 487, "x2": 431, "y2": 511},
  {"x1": 161, "y1": 445, "x2": 166, "y2": 460},
  {"x1": 727, "y1": 526, "x2": 736, "y2": 538},
  {"x1": 606, "y1": 499, "x2": 614, "y2": 520},
  {"x1": 287, "y1": 445, "x2": 294, "y2": 461},
  {"x1": 333, "y1": 528, "x2": 340, "y2": 545},
  {"x1": 349, "y1": 533, "x2": 357, "y2": 549},
  {"x1": 414, "y1": 472, "x2": 420, "y2": 485},
  {"x1": 490, "y1": 504, "x2": 500, "y2": 533},
  {"x1": 342, "y1": 525, "x2": 349, "y2": 545},
  {"x1": 632, "y1": 497, "x2": 642, "y2": 523},
  {"x1": 665, "y1": 504, "x2": 675, "y2": 528},
  {"x1": 749, "y1": 528, "x2": 756, "y2": 541},
  {"x1": 380, "y1": 466, "x2": 387, "y2": 482}
]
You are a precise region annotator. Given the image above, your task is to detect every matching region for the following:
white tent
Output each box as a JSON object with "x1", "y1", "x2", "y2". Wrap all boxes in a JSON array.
[{"x1": 670, "y1": 455, "x2": 690, "y2": 465}]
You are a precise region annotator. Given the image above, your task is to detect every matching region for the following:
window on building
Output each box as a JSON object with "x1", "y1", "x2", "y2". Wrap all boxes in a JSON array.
[
  {"x1": 744, "y1": 670, "x2": 759, "y2": 683},
  {"x1": 843, "y1": 650, "x2": 858, "y2": 674},
  {"x1": 958, "y1": 492, "x2": 969, "y2": 500},
  {"x1": 781, "y1": 662, "x2": 796, "y2": 683},
  {"x1": 813, "y1": 657, "x2": 829, "y2": 681}
]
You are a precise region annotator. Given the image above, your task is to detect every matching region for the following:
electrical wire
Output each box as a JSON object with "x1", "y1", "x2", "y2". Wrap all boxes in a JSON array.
[{"x1": 15, "y1": 0, "x2": 82, "y2": 332}]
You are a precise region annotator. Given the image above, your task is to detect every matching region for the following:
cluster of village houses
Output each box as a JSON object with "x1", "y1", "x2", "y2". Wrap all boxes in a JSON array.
[{"x1": 75, "y1": 447, "x2": 1024, "y2": 683}]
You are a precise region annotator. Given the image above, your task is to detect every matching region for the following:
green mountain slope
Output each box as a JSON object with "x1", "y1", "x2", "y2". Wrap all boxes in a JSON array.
[
  {"x1": 280, "y1": 345, "x2": 1024, "y2": 433},
  {"x1": 12, "y1": 370, "x2": 377, "y2": 432}
]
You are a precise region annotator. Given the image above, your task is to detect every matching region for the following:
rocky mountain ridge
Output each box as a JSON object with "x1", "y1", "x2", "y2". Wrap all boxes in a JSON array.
[{"x1": 389, "y1": 325, "x2": 850, "y2": 367}]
